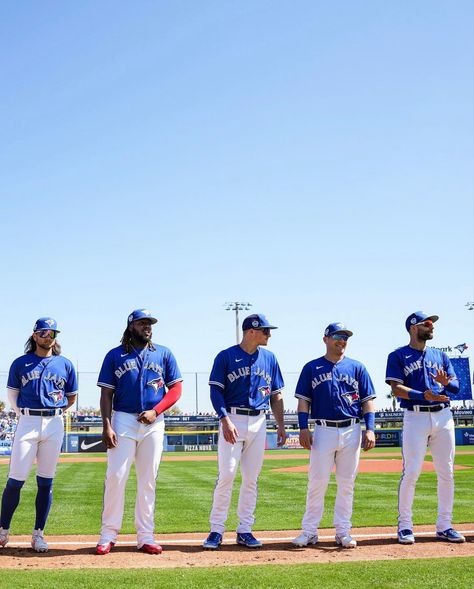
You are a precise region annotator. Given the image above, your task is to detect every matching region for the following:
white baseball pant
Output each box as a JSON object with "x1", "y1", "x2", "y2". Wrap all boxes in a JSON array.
[
  {"x1": 99, "y1": 411, "x2": 164, "y2": 547},
  {"x1": 301, "y1": 423, "x2": 361, "y2": 536},
  {"x1": 209, "y1": 411, "x2": 266, "y2": 534},
  {"x1": 398, "y1": 407, "x2": 455, "y2": 532}
]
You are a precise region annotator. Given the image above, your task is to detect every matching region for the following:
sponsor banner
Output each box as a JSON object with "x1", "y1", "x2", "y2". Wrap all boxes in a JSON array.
[
  {"x1": 451, "y1": 358, "x2": 472, "y2": 400},
  {"x1": 282, "y1": 432, "x2": 303, "y2": 450},
  {"x1": 375, "y1": 430, "x2": 401, "y2": 447},
  {"x1": 78, "y1": 435, "x2": 107, "y2": 453},
  {"x1": 455, "y1": 428, "x2": 474, "y2": 446},
  {"x1": 175, "y1": 444, "x2": 216, "y2": 452}
]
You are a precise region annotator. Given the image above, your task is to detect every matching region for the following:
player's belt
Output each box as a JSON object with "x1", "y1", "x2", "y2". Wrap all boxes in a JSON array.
[
  {"x1": 407, "y1": 404, "x2": 447, "y2": 413},
  {"x1": 20, "y1": 408, "x2": 63, "y2": 417},
  {"x1": 227, "y1": 407, "x2": 264, "y2": 416},
  {"x1": 315, "y1": 418, "x2": 360, "y2": 428}
]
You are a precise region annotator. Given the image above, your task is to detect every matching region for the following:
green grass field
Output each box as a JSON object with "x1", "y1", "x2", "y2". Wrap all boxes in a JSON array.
[
  {"x1": 1, "y1": 558, "x2": 473, "y2": 589},
  {"x1": 0, "y1": 448, "x2": 472, "y2": 535}
]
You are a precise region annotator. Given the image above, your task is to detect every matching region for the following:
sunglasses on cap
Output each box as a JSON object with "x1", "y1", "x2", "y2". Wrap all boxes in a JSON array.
[
  {"x1": 35, "y1": 329, "x2": 57, "y2": 339},
  {"x1": 416, "y1": 320, "x2": 434, "y2": 328},
  {"x1": 331, "y1": 334, "x2": 349, "y2": 341}
]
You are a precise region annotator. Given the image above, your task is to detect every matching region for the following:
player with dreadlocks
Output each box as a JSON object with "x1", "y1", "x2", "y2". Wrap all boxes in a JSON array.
[{"x1": 95, "y1": 309, "x2": 183, "y2": 555}]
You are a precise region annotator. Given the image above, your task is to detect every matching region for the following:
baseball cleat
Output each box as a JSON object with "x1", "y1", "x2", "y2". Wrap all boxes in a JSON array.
[
  {"x1": 203, "y1": 532, "x2": 223, "y2": 550},
  {"x1": 292, "y1": 532, "x2": 318, "y2": 547},
  {"x1": 335, "y1": 534, "x2": 357, "y2": 548},
  {"x1": 436, "y1": 528, "x2": 466, "y2": 543},
  {"x1": 398, "y1": 529, "x2": 415, "y2": 544},
  {"x1": 95, "y1": 541, "x2": 115, "y2": 555},
  {"x1": 0, "y1": 527, "x2": 9, "y2": 548},
  {"x1": 31, "y1": 529, "x2": 49, "y2": 553},
  {"x1": 236, "y1": 532, "x2": 262, "y2": 548},
  {"x1": 138, "y1": 542, "x2": 163, "y2": 554}
]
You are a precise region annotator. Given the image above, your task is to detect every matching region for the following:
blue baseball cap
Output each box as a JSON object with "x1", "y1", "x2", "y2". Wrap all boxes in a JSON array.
[
  {"x1": 127, "y1": 309, "x2": 158, "y2": 325},
  {"x1": 405, "y1": 311, "x2": 439, "y2": 332},
  {"x1": 33, "y1": 317, "x2": 60, "y2": 333},
  {"x1": 242, "y1": 313, "x2": 278, "y2": 331},
  {"x1": 324, "y1": 322, "x2": 353, "y2": 337}
]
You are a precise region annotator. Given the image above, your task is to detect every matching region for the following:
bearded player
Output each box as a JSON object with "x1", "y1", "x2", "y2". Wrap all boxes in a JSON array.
[
  {"x1": 386, "y1": 311, "x2": 465, "y2": 544},
  {"x1": 95, "y1": 309, "x2": 182, "y2": 555}
]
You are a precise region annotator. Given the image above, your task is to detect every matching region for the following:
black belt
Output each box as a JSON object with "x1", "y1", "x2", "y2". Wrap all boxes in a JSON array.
[
  {"x1": 21, "y1": 408, "x2": 63, "y2": 417},
  {"x1": 227, "y1": 407, "x2": 263, "y2": 416},
  {"x1": 407, "y1": 404, "x2": 446, "y2": 413},
  {"x1": 315, "y1": 418, "x2": 360, "y2": 428}
]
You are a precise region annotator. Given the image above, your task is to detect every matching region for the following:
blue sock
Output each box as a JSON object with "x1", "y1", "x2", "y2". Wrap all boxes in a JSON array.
[
  {"x1": 35, "y1": 476, "x2": 53, "y2": 530},
  {"x1": 1, "y1": 478, "x2": 25, "y2": 529}
]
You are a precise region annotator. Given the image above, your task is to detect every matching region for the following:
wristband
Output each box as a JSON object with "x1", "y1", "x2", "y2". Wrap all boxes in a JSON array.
[
  {"x1": 363, "y1": 412, "x2": 375, "y2": 432},
  {"x1": 408, "y1": 390, "x2": 426, "y2": 402},
  {"x1": 298, "y1": 412, "x2": 309, "y2": 430}
]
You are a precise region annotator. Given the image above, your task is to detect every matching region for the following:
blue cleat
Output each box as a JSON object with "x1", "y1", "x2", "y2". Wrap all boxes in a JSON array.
[
  {"x1": 236, "y1": 532, "x2": 262, "y2": 548},
  {"x1": 203, "y1": 532, "x2": 223, "y2": 550},
  {"x1": 398, "y1": 529, "x2": 415, "y2": 544},
  {"x1": 436, "y1": 528, "x2": 465, "y2": 543}
]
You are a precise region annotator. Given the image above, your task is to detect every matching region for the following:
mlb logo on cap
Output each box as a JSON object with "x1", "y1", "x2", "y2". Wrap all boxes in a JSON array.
[
  {"x1": 324, "y1": 322, "x2": 353, "y2": 337},
  {"x1": 405, "y1": 311, "x2": 439, "y2": 332},
  {"x1": 127, "y1": 309, "x2": 158, "y2": 324},
  {"x1": 242, "y1": 314, "x2": 278, "y2": 331},
  {"x1": 33, "y1": 317, "x2": 60, "y2": 333}
]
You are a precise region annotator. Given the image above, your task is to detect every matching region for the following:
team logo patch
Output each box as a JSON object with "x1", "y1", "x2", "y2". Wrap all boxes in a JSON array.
[
  {"x1": 148, "y1": 377, "x2": 165, "y2": 393},
  {"x1": 252, "y1": 320, "x2": 259, "y2": 328},
  {"x1": 341, "y1": 390, "x2": 359, "y2": 405},
  {"x1": 410, "y1": 318, "x2": 417, "y2": 324},
  {"x1": 49, "y1": 390, "x2": 64, "y2": 404},
  {"x1": 258, "y1": 385, "x2": 271, "y2": 397},
  {"x1": 45, "y1": 319, "x2": 55, "y2": 327}
]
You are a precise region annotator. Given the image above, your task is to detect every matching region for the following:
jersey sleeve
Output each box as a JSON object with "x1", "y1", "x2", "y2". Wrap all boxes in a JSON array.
[
  {"x1": 385, "y1": 350, "x2": 404, "y2": 384},
  {"x1": 209, "y1": 350, "x2": 227, "y2": 390},
  {"x1": 358, "y1": 364, "x2": 376, "y2": 401},
  {"x1": 295, "y1": 363, "x2": 312, "y2": 402},
  {"x1": 65, "y1": 361, "x2": 79, "y2": 396},
  {"x1": 164, "y1": 349, "x2": 183, "y2": 387},
  {"x1": 271, "y1": 359, "x2": 284, "y2": 394},
  {"x1": 6, "y1": 359, "x2": 21, "y2": 392},
  {"x1": 97, "y1": 350, "x2": 117, "y2": 390}
]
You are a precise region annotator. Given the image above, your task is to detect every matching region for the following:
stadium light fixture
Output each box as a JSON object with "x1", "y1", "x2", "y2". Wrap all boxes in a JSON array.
[{"x1": 224, "y1": 301, "x2": 253, "y2": 343}]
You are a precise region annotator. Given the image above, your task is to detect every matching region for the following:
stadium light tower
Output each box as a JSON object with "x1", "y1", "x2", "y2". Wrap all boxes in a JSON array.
[
  {"x1": 466, "y1": 302, "x2": 474, "y2": 310},
  {"x1": 224, "y1": 301, "x2": 252, "y2": 343}
]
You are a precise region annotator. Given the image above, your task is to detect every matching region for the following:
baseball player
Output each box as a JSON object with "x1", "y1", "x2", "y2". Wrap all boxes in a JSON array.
[
  {"x1": 386, "y1": 311, "x2": 465, "y2": 544},
  {"x1": 95, "y1": 309, "x2": 183, "y2": 555},
  {"x1": 292, "y1": 322, "x2": 376, "y2": 549},
  {"x1": 203, "y1": 313, "x2": 286, "y2": 549},
  {"x1": 0, "y1": 318, "x2": 78, "y2": 552}
]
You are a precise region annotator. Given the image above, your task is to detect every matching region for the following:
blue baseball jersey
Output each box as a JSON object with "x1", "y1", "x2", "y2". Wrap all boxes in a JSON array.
[
  {"x1": 209, "y1": 345, "x2": 284, "y2": 410},
  {"x1": 295, "y1": 356, "x2": 376, "y2": 420},
  {"x1": 385, "y1": 345, "x2": 458, "y2": 409},
  {"x1": 97, "y1": 344, "x2": 182, "y2": 413},
  {"x1": 7, "y1": 353, "x2": 78, "y2": 409}
]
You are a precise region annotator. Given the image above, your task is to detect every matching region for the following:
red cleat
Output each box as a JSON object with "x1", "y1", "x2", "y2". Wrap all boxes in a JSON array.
[
  {"x1": 138, "y1": 543, "x2": 163, "y2": 555},
  {"x1": 95, "y1": 541, "x2": 115, "y2": 555}
]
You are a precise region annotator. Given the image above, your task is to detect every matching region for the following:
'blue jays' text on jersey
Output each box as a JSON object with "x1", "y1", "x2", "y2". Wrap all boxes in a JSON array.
[
  {"x1": 209, "y1": 345, "x2": 284, "y2": 411},
  {"x1": 385, "y1": 345, "x2": 459, "y2": 409},
  {"x1": 7, "y1": 354, "x2": 78, "y2": 409},
  {"x1": 97, "y1": 344, "x2": 182, "y2": 413},
  {"x1": 295, "y1": 356, "x2": 376, "y2": 420}
]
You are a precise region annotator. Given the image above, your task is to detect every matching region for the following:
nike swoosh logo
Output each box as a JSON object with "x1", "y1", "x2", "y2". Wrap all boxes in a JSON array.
[
  {"x1": 80, "y1": 440, "x2": 103, "y2": 451},
  {"x1": 316, "y1": 366, "x2": 323, "y2": 369},
  {"x1": 25, "y1": 363, "x2": 33, "y2": 367},
  {"x1": 405, "y1": 355, "x2": 412, "y2": 359},
  {"x1": 121, "y1": 353, "x2": 128, "y2": 357},
  {"x1": 235, "y1": 359, "x2": 243, "y2": 362}
]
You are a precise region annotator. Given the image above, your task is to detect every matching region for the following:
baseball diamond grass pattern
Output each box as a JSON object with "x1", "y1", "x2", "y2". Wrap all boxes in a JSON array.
[
  {"x1": 0, "y1": 449, "x2": 472, "y2": 534},
  {"x1": 1, "y1": 558, "x2": 473, "y2": 589}
]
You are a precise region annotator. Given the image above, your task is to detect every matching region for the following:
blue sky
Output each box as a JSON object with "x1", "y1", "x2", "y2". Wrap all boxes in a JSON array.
[{"x1": 1, "y1": 1, "x2": 473, "y2": 412}]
